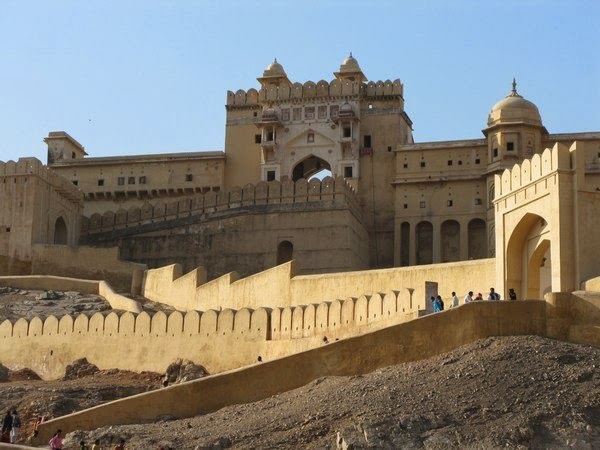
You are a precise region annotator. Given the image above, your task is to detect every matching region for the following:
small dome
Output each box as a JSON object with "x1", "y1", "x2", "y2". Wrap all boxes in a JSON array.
[
  {"x1": 262, "y1": 58, "x2": 286, "y2": 78},
  {"x1": 339, "y1": 52, "x2": 362, "y2": 73},
  {"x1": 488, "y1": 79, "x2": 542, "y2": 127},
  {"x1": 340, "y1": 102, "x2": 353, "y2": 111}
]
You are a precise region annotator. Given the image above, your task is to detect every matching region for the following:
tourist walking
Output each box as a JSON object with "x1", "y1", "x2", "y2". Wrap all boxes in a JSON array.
[
  {"x1": 436, "y1": 295, "x2": 445, "y2": 311},
  {"x1": 432, "y1": 296, "x2": 442, "y2": 312},
  {"x1": 509, "y1": 288, "x2": 517, "y2": 300},
  {"x1": 487, "y1": 287, "x2": 501, "y2": 301},
  {"x1": 49, "y1": 429, "x2": 63, "y2": 450},
  {"x1": 463, "y1": 291, "x2": 474, "y2": 303},
  {"x1": 451, "y1": 291, "x2": 459, "y2": 307},
  {"x1": 10, "y1": 410, "x2": 20, "y2": 443}
]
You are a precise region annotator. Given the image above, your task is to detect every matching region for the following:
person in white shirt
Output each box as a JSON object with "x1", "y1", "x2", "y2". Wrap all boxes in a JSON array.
[
  {"x1": 464, "y1": 291, "x2": 474, "y2": 303},
  {"x1": 451, "y1": 291, "x2": 459, "y2": 307}
]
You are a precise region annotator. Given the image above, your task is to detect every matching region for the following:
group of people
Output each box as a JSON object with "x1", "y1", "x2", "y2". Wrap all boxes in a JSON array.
[
  {"x1": 431, "y1": 287, "x2": 518, "y2": 312},
  {"x1": 49, "y1": 431, "x2": 124, "y2": 449},
  {"x1": 1, "y1": 409, "x2": 20, "y2": 444}
]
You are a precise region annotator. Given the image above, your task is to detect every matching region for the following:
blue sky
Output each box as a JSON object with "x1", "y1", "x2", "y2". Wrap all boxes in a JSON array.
[{"x1": 1, "y1": 0, "x2": 598, "y2": 163}]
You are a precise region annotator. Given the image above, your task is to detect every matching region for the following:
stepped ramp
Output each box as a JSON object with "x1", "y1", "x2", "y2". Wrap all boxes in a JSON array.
[{"x1": 34, "y1": 300, "x2": 547, "y2": 444}]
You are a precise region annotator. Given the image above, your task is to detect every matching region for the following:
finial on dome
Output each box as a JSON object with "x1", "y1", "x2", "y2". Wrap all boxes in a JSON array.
[
  {"x1": 349, "y1": 52, "x2": 353, "y2": 58},
  {"x1": 511, "y1": 78, "x2": 517, "y2": 94},
  {"x1": 274, "y1": 57, "x2": 277, "y2": 63}
]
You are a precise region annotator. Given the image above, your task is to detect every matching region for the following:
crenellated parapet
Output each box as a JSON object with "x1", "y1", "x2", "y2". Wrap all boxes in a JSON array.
[
  {"x1": 0, "y1": 157, "x2": 82, "y2": 203},
  {"x1": 495, "y1": 143, "x2": 572, "y2": 199},
  {"x1": 83, "y1": 176, "x2": 359, "y2": 236},
  {"x1": 227, "y1": 79, "x2": 403, "y2": 107}
]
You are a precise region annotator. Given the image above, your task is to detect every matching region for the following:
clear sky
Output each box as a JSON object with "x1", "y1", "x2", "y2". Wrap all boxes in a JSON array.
[{"x1": 1, "y1": 0, "x2": 598, "y2": 163}]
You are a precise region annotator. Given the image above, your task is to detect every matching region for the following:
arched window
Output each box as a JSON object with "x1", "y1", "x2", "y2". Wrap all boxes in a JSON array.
[
  {"x1": 277, "y1": 241, "x2": 293, "y2": 265},
  {"x1": 440, "y1": 220, "x2": 460, "y2": 262},
  {"x1": 291, "y1": 155, "x2": 331, "y2": 181},
  {"x1": 416, "y1": 221, "x2": 433, "y2": 265},
  {"x1": 468, "y1": 218, "x2": 487, "y2": 259},
  {"x1": 54, "y1": 216, "x2": 68, "y2": 245}
]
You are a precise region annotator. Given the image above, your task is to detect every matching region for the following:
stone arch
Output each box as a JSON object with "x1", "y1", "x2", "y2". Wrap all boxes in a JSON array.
[
  {"x1": 505, "y1": 213, "x2": 550, "y2": 299},
  {"x1": 54, "y1": 216, "x2": 68, "y2": 245},
  {"x1": 416, "y1": 221, "x2": 433, "y2": 265},
  {"x1": 277, "y1": 240, "x2": 293, "y2": 265},
  {"x1": 440, "y1": 220, "x2": 460, "y2": 262},
  {"x1": 527, "y1": 239, "x2": 551, "y2": 299},
  {"x1": 291, "y1": 155, "x2": 332, "y2": 181},
  {"x1": 468, "y1": 218, "x2": 487, "y2": 259}
]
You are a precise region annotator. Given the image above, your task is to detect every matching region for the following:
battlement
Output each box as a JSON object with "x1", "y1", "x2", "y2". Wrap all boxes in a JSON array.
[
  {"x1": 0, "y1": 157, "x2": 82, "y2": 203},
  {"x1": 227, "y1": 79, "x2": 403, "y2": 107},
  {"x1": 83, "y1": 176, "x2": 359, "y2": 235},
  {"x1": 495, "y1": 143, "x2": 572, "y2": 199}
]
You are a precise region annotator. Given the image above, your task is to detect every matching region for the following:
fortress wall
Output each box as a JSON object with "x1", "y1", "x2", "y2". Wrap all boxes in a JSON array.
[
  {"x1": 33, "y1": 300, "x2": 549, "y2": 443},
  {"x1": 226, "y1": 79, "x2": 403, "y2": 106},
  {"x1": 30, "y1": 244, "x2": 146, "y2": 293},
  {"x1": 84, "y1": 176, "x2": 360, "y2": 236},
  {"x1": 141, "y1": 258, "x2": 495, "y2": 315},
  {"x1": 496, "y1": 144, "x2": 571, "y2": 198}
]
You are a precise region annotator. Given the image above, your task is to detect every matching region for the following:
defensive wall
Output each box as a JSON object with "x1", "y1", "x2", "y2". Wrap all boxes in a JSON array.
[
  {"x1": 226, "y1": 79, "x2": 403, "y2": 108},
  {"x1": 141, "y1": 258, "x2": 496, "y2": 311},
  {"x1": 81, "y1": 176, "x2": 360, "y2": 236},
  {"x1": 34, "y1": 293, "x2": 600, "y2": 443},
  {"x1": 82, "y1": 177, "x2": 369, "y2": 278},
  {"x1": 0, "y1": 286, "x2": 424, "y2": 381},
  {"x1": 0, "y1": 275, "x2": 141, "y2": 314}
]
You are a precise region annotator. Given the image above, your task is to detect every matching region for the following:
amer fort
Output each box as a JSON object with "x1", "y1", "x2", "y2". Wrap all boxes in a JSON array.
[{"x1": 0, "y1": 55, "x2": 599, "y2": 442}]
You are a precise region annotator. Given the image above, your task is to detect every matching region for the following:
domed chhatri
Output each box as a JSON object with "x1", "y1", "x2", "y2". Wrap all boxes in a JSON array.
[
  {"x1": 257, "y1": 58, "x2": 291, "y2": 87},
  {"x1": 334, "y1": 52, "x2": 367, "y2": 82},
  {"x1": 263, "y1": 58, "x2": 286, "y2": 78},
  {"x1": 488, "y1": 78, "x2": 542, "y2": 127}
]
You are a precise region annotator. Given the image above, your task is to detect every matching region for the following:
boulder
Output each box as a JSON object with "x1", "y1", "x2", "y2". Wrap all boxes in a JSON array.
[
  {"x1": 163, "y1": 359, "x2": 208, "y2": 386},
  {"x1": 63, "y1": 358, "x2": 99, "y2": 380}
]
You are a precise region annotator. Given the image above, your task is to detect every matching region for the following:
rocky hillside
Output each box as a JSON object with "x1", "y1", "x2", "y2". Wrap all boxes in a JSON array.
[{"x1": 2, "y1": 335, "x2": 598, "y2": 449}]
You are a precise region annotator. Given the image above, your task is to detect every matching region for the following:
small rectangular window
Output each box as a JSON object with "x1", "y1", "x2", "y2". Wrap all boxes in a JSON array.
[
  {"x1": 255, "y1": 134, "x2": 262, "y2": 144},
  {"x1": 117, "y1": 177, "x2": 125, "y2": 186},
  {"x1": 266, "y1": 170, "x2": 276, "y2": 182},
  {"x1": 128, "y1": 177, "x2": 135, "y2": 185},
  {"x1": 97, "y1": 179, "x2": 104, "y2": 186},
  {"x1": 493, "y1": 148, "x2": 498, "y2": 158},
  {"x1": 447, "y1": 200, "x2": 453, "y2": 207},
  {"x1": 267, "y1": 131, "x2": 274, "y2": 141},
  {"x1": 343, "y1": 127, "x2": 351, "y2": 138},
  {"x1": 387, "y1": 146, "x2": 392, "y2": 152},
  {"x1": 72, "y1": 180, "x2": 78, "y2": 186},
  {"x1": 403, "y1": 203, "x2": 408, "y2": 209},
  {"x1": 253, "y1": 111, "x2": 258, "y2": 117},
  {"x1": 307, "y1": 133, "x2": 314, "y2": 143},
  {"x1": 344, "y1": 166, "x2": 353, "y2": 178},
  {"x1": 403, "y1": 163, "x2": 408, "y2": 169},
  {"x1": 330, "y1": 105, "x2": 339, "y2": 119},
  {"x1": 71, "y1": 152, "x2": 76, "y2": 159},
  {"x1": 139, "y1": 176, "x2": 146, "y2": 184},
  {"x1": 420, "y1": 161, "x2": 426, "y2": 168},
  {"x1": 419, "y1": 201, "x2": 426, "y2": 208},
  {"x1": 507, "y1": 142, "x2": 514, "y2": 151},
  {"x1": 304, "y1": 107, "x2": 315, "y2": 120},
  {"x1": 447, "y1": 160, "x2": 453, "y2": 166},
  {"x1": 458, "y1": 160, "x2": 462, "y2": 165},
  {"x1": 281, "y1": 109, "x2": 290, "y2": 121},
  {"x1": 363, "y1": 135, "x2": 372, "y2": 148},
  {"x1": 475, "y1": 158, "x2": 481, "y2": 164},
  {"x1": 185, "y1": 174, "x2": 193, "y2": 182},
  {"x1": 474, "y1": 198, "x2": 483, "y2": 205}
]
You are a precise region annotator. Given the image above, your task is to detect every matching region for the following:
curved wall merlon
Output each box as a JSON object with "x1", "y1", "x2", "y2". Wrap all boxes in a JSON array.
[
  {"x1": 83, "y1": 176, "x2": 359, "y2": 235},
  {"x1": 226, "y1": 79, "x2": 403, "y2": 106},
  {"x1": 32, "y1": 300, "x2": 551, "y2": 445},
  {"x1": 495, "y1": 143, "x2": 571, "y2": 198}
]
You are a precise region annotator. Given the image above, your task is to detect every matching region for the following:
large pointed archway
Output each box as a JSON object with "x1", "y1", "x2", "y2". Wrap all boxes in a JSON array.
[
  {"x1": 291, "y1": 155, "x2": 331, "y2": 181},
  {"x1": 505, "y1": 213, "x2": 550, "y2": 300},
  {"x1": 54, "y1": 216, "x2": 68, "y2": 245}
]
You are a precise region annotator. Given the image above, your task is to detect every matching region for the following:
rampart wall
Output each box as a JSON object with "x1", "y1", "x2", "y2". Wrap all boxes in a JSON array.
[
  {"x1": 226, "y1": 79, "x2": 403, "y2": 107},
  {"x1": 142, "y1": 258, "x2": 496, "y2": 312},
  {"x1": 0, "y1": 287, "x2": 422, "y2": 380},
  {"x1": 82, "y1": 176, "x2": 360, "y2": 237},
  {"x1": 34, "y1": 299, "x2": 557, "y2": 443}
]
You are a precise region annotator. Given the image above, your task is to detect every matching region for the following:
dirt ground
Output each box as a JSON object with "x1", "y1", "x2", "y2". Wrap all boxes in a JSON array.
[{"x1": 1, "y1": 335, "x2": 598, "y2": 449}]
